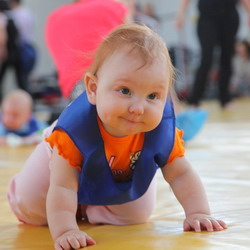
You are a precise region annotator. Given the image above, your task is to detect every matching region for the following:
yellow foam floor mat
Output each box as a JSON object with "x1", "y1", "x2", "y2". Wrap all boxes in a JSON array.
[{"x1": 1, "y1": 98, "x2": 250, "y2": 249}]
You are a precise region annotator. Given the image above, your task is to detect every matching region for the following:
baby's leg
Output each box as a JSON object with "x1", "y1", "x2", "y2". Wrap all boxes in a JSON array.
[
  {"x1": 7, "y1": 126, "x2": 54, "y2": 226},
  {"x1": 85, "y1": 177, "x2": 156, "y2": 225}
]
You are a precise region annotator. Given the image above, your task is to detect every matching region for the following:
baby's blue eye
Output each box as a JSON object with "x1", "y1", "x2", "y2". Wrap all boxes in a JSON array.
[
  {"x1": 148, "y1": 93, "x2": 158, "y2": 100},
  {"x1": 119, "y1": 88, "x2": 130, "y2": 95}
]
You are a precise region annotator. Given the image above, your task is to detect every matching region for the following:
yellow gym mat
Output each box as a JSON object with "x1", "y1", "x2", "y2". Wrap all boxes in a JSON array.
[{"x1": 1, "y1": 99, "x2": 250, "y2": 249}]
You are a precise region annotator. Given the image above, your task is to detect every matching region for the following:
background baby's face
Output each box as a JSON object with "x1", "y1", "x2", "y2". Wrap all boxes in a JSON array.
[{"x1": 2, "y1": 101, "x2": 30, "y2": 130}]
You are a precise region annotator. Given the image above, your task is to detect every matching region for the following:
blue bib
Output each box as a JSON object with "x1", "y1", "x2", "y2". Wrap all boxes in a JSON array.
[
  {"x1": 55, "y1": 92, "x2": 175, "y2": 205},
  {"x1": 0, "y1": 116, "x2": 40, "y2": 137}
]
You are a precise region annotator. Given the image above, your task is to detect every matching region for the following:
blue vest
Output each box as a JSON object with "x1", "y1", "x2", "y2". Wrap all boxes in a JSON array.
[
  {"x1": 0, "y1": 116, "x2": 40, "y2": 137},
  {"x1": 55, "y1": 92, "x2": 175, "y2": 205}
]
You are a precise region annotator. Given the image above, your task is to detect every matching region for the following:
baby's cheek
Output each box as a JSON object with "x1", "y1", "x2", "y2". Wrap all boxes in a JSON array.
[
  {"x1": 151, "y1": 110, "x2": 164, "y2": 127},
  {"x1": 98, "y1": 109, "x2": 113, "y2": 125}
]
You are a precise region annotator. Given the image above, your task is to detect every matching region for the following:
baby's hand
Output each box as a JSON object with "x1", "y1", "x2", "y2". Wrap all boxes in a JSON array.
[
  {"x1": 184, "y1": 214, "x2": 227, "y2": 232},
  {"x1": 54, "y1": 229, "x2": 96, "y2": 250}
]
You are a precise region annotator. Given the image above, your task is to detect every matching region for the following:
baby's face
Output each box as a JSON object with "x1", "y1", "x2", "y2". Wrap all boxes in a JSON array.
[
  {"x1": 2, "y1": 102, "x2": 29, "y2": 130},
  {"x1": 89, "y1": 48, "x2": 171, "y2": 137}
]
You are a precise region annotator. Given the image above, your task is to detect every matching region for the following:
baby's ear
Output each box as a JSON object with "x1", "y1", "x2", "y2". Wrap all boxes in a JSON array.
[{"x1": 84, "y1": 72, "x2": 97, "y2": 105}]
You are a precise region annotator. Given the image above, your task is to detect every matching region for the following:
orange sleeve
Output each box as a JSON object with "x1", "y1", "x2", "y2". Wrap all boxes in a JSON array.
[
  {"x1": 167, "y1": 128, "x2": 185, "y2": 165},
  {"x1": 45, "y1": 129, "x2": 83, "y2": 170}
]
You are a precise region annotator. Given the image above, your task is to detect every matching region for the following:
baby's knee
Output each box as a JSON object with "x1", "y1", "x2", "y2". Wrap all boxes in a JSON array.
[
  {"x1": 7, "y1": 177, "x2": 47, "y2": 226},
  {"x1": 110, "y1": 204, "x2": 153, "y2": 225},
  {"x1": 122, "y1": 207, "x2": 153, "y2": 225}
]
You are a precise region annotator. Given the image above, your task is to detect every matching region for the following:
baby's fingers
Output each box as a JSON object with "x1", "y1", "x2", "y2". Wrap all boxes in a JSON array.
[
  {"x1": 183, "y1": 221, "x2": 192, "y2": 231},
  {"x1": 85, "y1": 235, "x2": 96, "y2": 246},
  {"x1": 210, "y1": 219, "x2": 227, "y2": 231},
  {"x1": 184, "y1": 216, "x2": 227, "y2": 233},
  {"x1": 217, "y1": 219, "x2": 227, "y2": 229},
  {"x1": 184, "y1": 219, "x2": 202, "y2": 232},
  {"x1": 55, "y1": 238, "x2": 71, "y2": 250},
  {"x1": 67, "y1": 234, "x2": 96, "y2": 249},
  {"x1": 67, "y1": 235, "x2": 81, "y2": 249},
  {"x1": 77, "y1": 234, "x2": 96, "y2": 247},
  {"x1": 200, "y1": 218, "x2": 227, "y2": 232},
  {"x1": 200, "y1": 218, "x2": 214, "y2": 232}
]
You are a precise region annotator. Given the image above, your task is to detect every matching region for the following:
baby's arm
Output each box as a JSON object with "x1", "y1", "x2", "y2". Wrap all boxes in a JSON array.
[
  {"x1": 47, "y1": 147, "x2": 96, "y2": 250},
  {"x1": 162, "y1": 156, "x2": 227, "y2": 232}
]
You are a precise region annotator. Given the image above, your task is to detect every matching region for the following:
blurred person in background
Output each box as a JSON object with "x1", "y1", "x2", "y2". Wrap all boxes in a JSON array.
[
  {"x1": 45, "y1": 0, "x2": 131, "y2": 101},
  {"x1": 0, "y1": 0, "x2": 36, "y2": 101},
  {"x1": 8, "y1": 0, "x2": 37, "y2": 91},
  {"x1": 134, "y1": 2, "x2": 160, "y2": 32},
  {"x1": 230, "y1": 39, "x2": 250, "y2": 96},
  {"x1": 0, "y1": 0, "x2": 21, "y2": 102},
  {"x1": 175, "y1": 0, "x2": 250, "y2": 108},
  {"x1": 0, "y1": 1, "x2": 6, "y2": 64}
]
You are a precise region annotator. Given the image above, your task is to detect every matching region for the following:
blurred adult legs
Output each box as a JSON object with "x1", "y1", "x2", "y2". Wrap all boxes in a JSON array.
[
  {"x1": 217, "y1": 16, "x2": 239, "y2": 107},
  {"x1": 188, "y1": 18, "x2": 217, "y2": 106}
]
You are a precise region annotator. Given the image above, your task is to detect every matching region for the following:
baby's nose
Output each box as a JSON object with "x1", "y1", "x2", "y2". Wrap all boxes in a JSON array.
[{"x1": 128, "y1": 101, "x2": 144, "y2": 115}]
